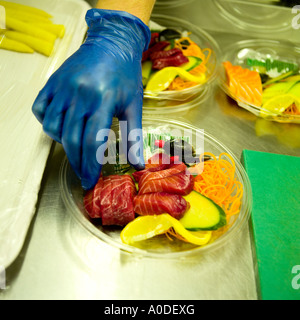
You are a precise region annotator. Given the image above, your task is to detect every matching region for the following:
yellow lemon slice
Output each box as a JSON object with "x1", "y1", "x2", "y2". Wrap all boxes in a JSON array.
[
  {"x1": 262, "y1": 81, "x2": 297, "y2": 104},
  {"x1": 120, "y1": 214, "x2": 212, "y2": 246},
  {"x1": 121, "y1": 215, "x2": 173, "y2": 245},
  {"x1": 262, "y1": 94, "x2": 300, "y2": 116},
  {"x1": 145, "y1": 67, "x2": 206, "y2": 92}
]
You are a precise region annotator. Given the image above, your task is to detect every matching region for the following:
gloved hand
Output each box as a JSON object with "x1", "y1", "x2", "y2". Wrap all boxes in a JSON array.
[{"x1": 32, "y1": 9, "x2": 151, "y2": 190}]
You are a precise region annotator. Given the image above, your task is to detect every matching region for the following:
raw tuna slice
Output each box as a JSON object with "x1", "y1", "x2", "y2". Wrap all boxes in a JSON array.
[
  {"x1": 138, "y1": 172, "x2": 194, "y2": 196},
  {"x1": 132, "y1": 153, "x2": 171, "y2": 182},
  {"x1": 133, "y1": 192, "x2": 189, "y2": 220},
  {"x1": 84, "y1": 189, "x2": 94, "y2": 217},
  {"x1": 99, "y1": 176, "x2": 113, "y2": 223},
  {"x1": 91, "y1": 177, "x2": 103, "y2": 218},
  {"x1": 83, "y1": 177, "x2": 103, "y2": 219},
  {"x1": 102, "y1": 175, "x2": 137, "y2": 226},
  {"x1": 138, "y1": 162, "x2": 187, "y2": 188}
]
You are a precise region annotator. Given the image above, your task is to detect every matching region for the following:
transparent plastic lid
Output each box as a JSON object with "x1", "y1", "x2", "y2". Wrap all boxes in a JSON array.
[
  {"x1": 154, "y1": 0, "x2": 195, "y2": 9},
  {"x1": 219, "y1": 39, "x2": 300, "y2": 124},
  {"x1": 143, "y1": 85, "x2": 211, "y2": 115},
  {"x1": 60, "y1": 118, "x2": 252, "y2": 260},
  {"x1": 143, "y1": 14, "x2": 220, "y2": 103},
  {"x1": 213, "y1": 0, "x2": 293, "y2": 33}
]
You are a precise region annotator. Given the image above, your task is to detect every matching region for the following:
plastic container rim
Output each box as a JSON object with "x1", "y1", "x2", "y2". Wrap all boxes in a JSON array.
[
  {"x1": 154, "y1": 0, "x2": 195, "y2": 9},
  {"x1": 213, "y1": 0, "x2": 292, "y2": 33},
  {"x1": 143, "y1": 85, "x2": 211, "y2": 114}
]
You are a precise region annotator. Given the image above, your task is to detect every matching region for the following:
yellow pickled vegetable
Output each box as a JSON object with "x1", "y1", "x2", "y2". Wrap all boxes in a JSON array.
[
  {"x1": 0, "y1": 2, "x2": 65, "y2": 56},
  {"x1": 146, "y1": 67, "x2": 206, "y2": 92},
  {"x1": 32, "y1": 23, "x2": 65, "y2": 38},
  {"x1": 0, "y1": 0, "x2": 52, "y2": 19},
  {"x1": 5, "y1": 8, "x2": 53, "y2": 24},
  {"x1": 120, "y1": 214, "x2": 212, "y2": 246},
  {"x1": 4, "y1": 30, "x2": 54, "y2": 56},
  {"x1": 0, "y1": 34, "x2": 34, "y2": 53},
  {"x1": 6, "y1": 17, "x2": 57, "y2": 43}
]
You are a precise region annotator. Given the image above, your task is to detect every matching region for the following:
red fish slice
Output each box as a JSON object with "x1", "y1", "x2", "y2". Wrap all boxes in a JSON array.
[
  {"x1": 138, "y1": 172, "x2": 194, "y2": 196},
  {"x1": 99, "y1": 176, "x2": 113, "y2": 224},
  {"x1": 142, "y1": 41, "x2": 170, "y2": 62},
  {"x1": 83, "y1": 189, "x2": 94, "y2": 217},
  {"x1": 133, "y1": 192, "x2": 189, "y2": 220},
  {"x1": 132, "y1": 153, "x2": 172, "y2": 182},
  {"x1": 152, "y1": 52, "x2": 189, "y2": 70},
  {"x1": 150, "y1": 48, "x2": 183, "y2": 61},
  {"x1": 138, "y1": 162, "x2": 187, "y2": 188},
  {"x1": 83, "y1": 177, "x2": 103, "y2": 219},
  {"x1": 102, "y1": 175, "x2": 137, "y2": 226}
]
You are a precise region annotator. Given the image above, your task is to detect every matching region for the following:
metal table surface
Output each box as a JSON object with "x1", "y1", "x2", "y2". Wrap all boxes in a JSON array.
[{"x1": 1, "y1": 0, "x2": 300, "y2": 300}]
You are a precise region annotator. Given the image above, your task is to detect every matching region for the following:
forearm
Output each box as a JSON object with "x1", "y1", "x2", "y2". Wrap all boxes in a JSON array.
[{"x1": 96, "y1": 0, "x2": 156, "y2": 24}]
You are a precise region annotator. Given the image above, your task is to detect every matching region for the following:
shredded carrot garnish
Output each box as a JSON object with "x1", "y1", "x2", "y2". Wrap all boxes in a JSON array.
[
  {"x1": 167, "y1": 77, "x2": 198, "y2": 91},
  {"x1": 166, "y1": 228, "x2": 189, "y2": 243},
  {"x1": 284, "y1": 104, "x2": 300, "y2": 116},
  {"x1": 189, "y1": 63, "x2": 207, "y2": 76},
  {"x1": 191, "y1": 152, "x2": 244, "y2": 220}
]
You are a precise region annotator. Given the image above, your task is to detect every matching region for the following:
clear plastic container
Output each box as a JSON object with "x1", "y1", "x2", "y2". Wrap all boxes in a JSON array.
[
  {"x1": 219, "y1": 39, "x2": 300, "y2": 124},
  {"x1": 213, "y1": 0, "x2": 293, "y2": 34},
  {"x1": 154, "y1": 0, "x2": 196, "y2": 9},
  {"x1": 60, "y1": 118, "x2": 252, "y2": 260},
  {"x1": 143, "y1": 85, "x2": 211, "y2": 114},
  {"x1": 143, "y1": 14, "x2": 220, "y2": 106}
]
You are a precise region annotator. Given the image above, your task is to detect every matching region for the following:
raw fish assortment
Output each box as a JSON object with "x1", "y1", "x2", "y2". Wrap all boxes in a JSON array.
[
  {"x1": 142, "y1": 28, "x2": 213, "y2": 93},
  {"x1": 222, "y1": 49, "x2": 300, "y2": 120},
  {"x1": 83, "y1": 139, "x2": 244, "y2": 248}
]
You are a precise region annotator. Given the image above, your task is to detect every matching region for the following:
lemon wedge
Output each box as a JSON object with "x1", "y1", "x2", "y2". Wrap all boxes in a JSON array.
[
  {"x1": 120, "y1": 214, "x2": 212, "y2": 246},
  {"x1": 145, "y1": 67, "x2": 206, "y2": 92},
  {"x1": 262, "y1": 81, "x2": 298, "y2": 104},
  {"x1": 261, "y1": 94, "x2": 300, "y2": 116}
]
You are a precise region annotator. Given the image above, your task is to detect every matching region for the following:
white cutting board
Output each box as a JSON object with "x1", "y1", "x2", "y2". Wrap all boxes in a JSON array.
[{"x1": 0, "y1": 0, "x2": 91, "y2": 268}]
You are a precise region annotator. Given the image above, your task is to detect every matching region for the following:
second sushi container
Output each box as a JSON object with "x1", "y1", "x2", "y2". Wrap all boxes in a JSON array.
[{"x1": 142, "y1": 14, "x2": 220, "y2": 114}]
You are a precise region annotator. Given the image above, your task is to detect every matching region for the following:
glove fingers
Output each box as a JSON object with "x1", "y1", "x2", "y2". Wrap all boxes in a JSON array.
[
  {"x1": 81, "y1": 107, "x2": 114, "y2": 190},
  {"x1": 32, "y1": 82, "x2": 55, "y2": 124},
  {"x1": 42, "y1": 93, "x2": 68, "y2": 143},
  {"x1": 61, "y1": 99, "x2": 86, "y2": 181},
  {"x1": 120, "y1": 96, "x2": 145, "y2": 171}
]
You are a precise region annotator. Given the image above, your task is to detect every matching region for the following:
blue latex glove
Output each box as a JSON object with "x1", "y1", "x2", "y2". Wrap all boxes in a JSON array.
[{"x1": 32, "y1": 9, "x2": 151, "y2": 190}]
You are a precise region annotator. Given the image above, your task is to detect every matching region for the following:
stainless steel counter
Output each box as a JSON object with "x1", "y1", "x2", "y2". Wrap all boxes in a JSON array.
[{"x1": 1, "y1": 0, "x2": 299, "y2": 300}]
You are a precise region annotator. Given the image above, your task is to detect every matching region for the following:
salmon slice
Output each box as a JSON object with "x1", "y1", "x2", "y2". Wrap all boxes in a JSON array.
[
  {"x1": 139, "y1": 172, "x2": 194, "y2": 196},
  {"x1": 138, "y1": 162, "x2": 187, "y2": 188},
  {"x1": 223, "y1": 61, "x2": 263, "y2": 106},
  {"x1": 132, "y1": 153, "x2": 171, "y2": 182},
  {"x1": 133, "y1": 193, "x2": 189, "y2": 220}
]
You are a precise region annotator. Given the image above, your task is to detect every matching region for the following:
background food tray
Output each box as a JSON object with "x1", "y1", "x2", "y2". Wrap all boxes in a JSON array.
[{"x1": 0, "y1": 0, "x2": 91, "y2": 268}]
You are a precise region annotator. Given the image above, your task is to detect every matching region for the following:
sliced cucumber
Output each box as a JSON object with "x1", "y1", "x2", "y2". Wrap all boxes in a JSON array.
[
  {"x1": 142, "y1": 61, "x2": 153, "y2": 87},
  {"x1": 181, "y1": 191, "x2": 227, "y2": 231},
  {"x1": 263, "y1": 70, "x2": 297, "y2": 87},
  {"x1": 181, "y1": 56, "x2": 202, "y2": 72}
]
